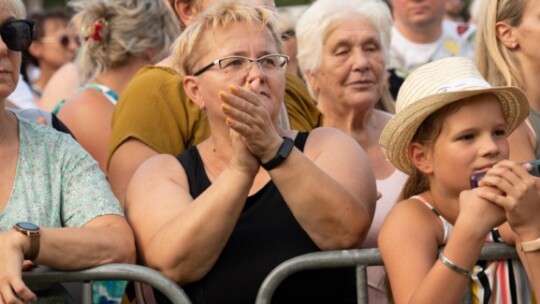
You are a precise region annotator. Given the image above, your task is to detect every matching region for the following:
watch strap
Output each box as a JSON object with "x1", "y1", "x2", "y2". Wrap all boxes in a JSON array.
[
  {"x1": 13, "y1": 224, "x2": 41, "y2": 260},
  {"x1": 520, "y1": 237, "x2": 540, "y2": 253},
  {"x1": 261, "y1": 137, "x2": 294, "y2": 171}
]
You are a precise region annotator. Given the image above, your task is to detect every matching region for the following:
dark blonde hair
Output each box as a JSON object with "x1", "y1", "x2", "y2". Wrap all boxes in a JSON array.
[{"x1": 173, "y1": 0, "x2": 282, "y2": 77}]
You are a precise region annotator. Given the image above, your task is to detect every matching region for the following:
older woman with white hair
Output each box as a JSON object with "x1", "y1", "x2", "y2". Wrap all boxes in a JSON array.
[
  {"x1": 0, "y1": 0, "x2": 135, "y2": 302},
  {"x1": 297, "y1": 0, "x2": 407, "y2": 302}
]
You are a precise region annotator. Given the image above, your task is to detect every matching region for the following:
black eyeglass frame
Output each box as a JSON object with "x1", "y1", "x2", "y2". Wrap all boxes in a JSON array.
[
  {"x1": 192, "y1": 54, "x2": 289, "y2": 76},
  {"x1": 0, "y1": 19, "x2": 35, "y2": 52}
]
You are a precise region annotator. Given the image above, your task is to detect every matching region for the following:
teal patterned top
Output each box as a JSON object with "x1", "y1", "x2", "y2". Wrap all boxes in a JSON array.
[{"x1": 0, "y1": 115, "x2": 123, "y2": 231}]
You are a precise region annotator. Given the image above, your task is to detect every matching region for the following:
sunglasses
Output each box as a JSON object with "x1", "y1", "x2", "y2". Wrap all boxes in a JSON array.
[
  {"x1": 41, "y1": 34, "x2": 81, "y2": 48},
  {"x1": 0, "y1": 19, "x2": 35, "y2": 52}
]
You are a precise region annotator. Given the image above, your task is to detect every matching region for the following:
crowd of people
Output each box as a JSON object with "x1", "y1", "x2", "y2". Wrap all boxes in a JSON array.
[{"x1": 1, "y1": 0, "x2": 540, "y2": 303}]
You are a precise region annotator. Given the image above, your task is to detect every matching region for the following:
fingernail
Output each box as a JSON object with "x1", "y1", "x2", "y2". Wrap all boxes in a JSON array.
[
  {"x1": 244, "y1": 82, "x2": 250, "y2": 89},
  {"x1": 219, "y1": 91, "x2": 227, "y2": 99},
  {"x1": 229, "y1": 85, "x2": 238, "y2": 93},
  {"x1": 220, "y1": 103, "x2": 229, "y2": 111},
  {"x1": 226, "y1": 117, "x2": 233, "y2": 125}
]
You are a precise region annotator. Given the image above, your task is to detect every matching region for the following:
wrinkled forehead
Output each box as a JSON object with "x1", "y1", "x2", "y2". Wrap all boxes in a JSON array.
[{"x1": 199, "y1": 21, "x2": 279, "y2": 55}]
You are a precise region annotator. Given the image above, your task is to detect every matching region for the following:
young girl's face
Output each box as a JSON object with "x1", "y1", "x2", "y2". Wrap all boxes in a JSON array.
[{"x1": 429, "y1": 95, "x2": 509, "y2": 193}]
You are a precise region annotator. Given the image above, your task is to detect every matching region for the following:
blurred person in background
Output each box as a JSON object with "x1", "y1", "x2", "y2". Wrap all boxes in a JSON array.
[
  {"x1": 476, "y1": 0, "x2": 540, "y2": 163},
  {"x1": 54, "y1": 0, "x2": 179, "y2": 174},
  {"x1": 277, "y1": 8, "x2": 301, "y2": 78},
  {"x1": 25, "y1": 8, "x2": 78, "y2": 104},
  {"x1": 387, "y1": 0, "x2": 475, "y2": 97}
]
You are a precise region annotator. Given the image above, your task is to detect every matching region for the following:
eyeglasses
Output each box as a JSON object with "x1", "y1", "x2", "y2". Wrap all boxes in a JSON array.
[
  {"x1": 0, "y1": 19, "x2": 35, "y2": 52},
  {"x1": 193, "y1": 54, "x2": 289, "y2": 76},
  {"x1": 41, "y1": 34, "x2": 81, "y2": 48}
]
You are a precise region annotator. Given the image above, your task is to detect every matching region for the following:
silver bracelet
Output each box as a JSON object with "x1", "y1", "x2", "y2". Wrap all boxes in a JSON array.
[{"x1": 438, "y1": 253, "x2": 472, "y2": 277}]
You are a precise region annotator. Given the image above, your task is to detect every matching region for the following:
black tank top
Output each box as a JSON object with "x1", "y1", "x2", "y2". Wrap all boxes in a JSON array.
[{"x1": 154, "y1": 132, "x2": 356, "y2": 304}]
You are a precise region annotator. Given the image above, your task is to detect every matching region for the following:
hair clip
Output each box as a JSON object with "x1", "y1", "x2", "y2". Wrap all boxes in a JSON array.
[{"x1": 84, "y1": 18, "x2": 107, "y2": 42}]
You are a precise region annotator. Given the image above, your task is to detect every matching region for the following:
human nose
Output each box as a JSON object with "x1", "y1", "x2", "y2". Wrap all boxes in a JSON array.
[
  {"x1": 244, "y1": 59, "x2": 266, "y2": 85},
  {"x1": 479, "y1": 135, "x2": 501, "y2": 157},
  {"x1": 351, "y1": 49, "x2": 370, "y2": 72}
]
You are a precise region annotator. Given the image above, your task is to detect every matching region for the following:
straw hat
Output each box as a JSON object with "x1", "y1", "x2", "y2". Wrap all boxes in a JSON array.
[{"x1": 379, "y1": 57, "x2": 529, "y2": 175}]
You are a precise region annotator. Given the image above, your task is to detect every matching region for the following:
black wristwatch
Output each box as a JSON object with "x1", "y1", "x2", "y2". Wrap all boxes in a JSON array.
[
  {"x1": 13, "y1": 222, "x2": 41, "y2": 260},
  {"x1": 261, "y1": 137, "x2": 294, "y2": 171}
]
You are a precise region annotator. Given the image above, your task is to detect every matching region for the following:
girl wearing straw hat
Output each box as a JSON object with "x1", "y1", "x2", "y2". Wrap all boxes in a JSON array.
[{"x1": 378, "y1": 57, "x2": 540, "y2": 303}]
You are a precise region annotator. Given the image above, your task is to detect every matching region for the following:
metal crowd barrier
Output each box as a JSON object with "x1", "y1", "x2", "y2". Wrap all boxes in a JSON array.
[
  {"x1": 23, "y1": 263, "x2": 192, "y2": 304},
  {"x1": 255, "y1": 243, "x2": 519, "y2": 304}
]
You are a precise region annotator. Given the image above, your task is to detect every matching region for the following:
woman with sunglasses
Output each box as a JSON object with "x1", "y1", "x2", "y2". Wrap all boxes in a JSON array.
[
  {"x1": 53, "y1": 0, "x2": 179, "y2": 173},
  {"x1": 25, "y1": 8, "x2": 78, "y2": 104},
  {"x1": 125, "y1": 1, "x2": 377, "y2": 303},
  {"x1": 0, "y1": 0, "x2": 135, "y2": 303}
]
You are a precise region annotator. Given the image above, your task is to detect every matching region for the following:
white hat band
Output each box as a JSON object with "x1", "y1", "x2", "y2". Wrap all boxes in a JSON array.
[{"x1": 435, "y1": 77, "x2": 491, "y2": 93}]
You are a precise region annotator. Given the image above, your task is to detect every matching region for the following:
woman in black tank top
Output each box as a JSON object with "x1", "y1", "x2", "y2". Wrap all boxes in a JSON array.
[{"x1": 124, "y1": 2, "x2": 377, "y2": 303}]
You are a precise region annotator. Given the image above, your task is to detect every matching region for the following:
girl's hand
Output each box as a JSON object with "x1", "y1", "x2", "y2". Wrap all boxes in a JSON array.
[
  {"x1": 477, "y1": 160, "x2": 540, "y2": 239},
  {"x1": 459, "y1": 188, "x2": 506, "y2": 236}
]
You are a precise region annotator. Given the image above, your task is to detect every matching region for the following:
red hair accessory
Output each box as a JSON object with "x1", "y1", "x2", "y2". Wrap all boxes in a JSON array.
[{"x1": 85, "y1": 18, "x2": 107, "y2": 42}]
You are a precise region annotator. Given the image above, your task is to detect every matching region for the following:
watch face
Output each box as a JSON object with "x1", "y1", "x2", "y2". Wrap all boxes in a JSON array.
[{"x1": 16, "y1": 222, "x2": 40, "y2": 231}]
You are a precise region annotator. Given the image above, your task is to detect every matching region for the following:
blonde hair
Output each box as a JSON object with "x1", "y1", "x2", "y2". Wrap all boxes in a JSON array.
[
  {"x1": 0, "y1": 0, "x2": 26, "y2": 19},
  {"x1": 475, "y1": 0, "x2": 529, "y2": 89},
  {"x1": 174, "y1": 0, "x2": 282, "y2": 77},
  {"x1": 70, "y1": 0, "x2": 180, "y2": 84}
]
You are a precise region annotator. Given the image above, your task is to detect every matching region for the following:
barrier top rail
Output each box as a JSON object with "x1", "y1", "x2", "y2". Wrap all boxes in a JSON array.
[
  {"x1": 255, "y1": 243, "x2": 519, "y2": 304},
  {"x1": 23, "y1": 263, "x2": 192, "y2": 304}
]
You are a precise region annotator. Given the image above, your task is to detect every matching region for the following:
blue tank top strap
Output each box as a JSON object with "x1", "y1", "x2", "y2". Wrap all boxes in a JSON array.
[
  {"x1": 410, "y1": 195, "x2": 452, "y2": 244},
  {"x1": 51, "y1": 83, "x2": 119, "y2": 115},
  {"x1": 79, "y1": 83, "x2": 119, "y2": 104}
]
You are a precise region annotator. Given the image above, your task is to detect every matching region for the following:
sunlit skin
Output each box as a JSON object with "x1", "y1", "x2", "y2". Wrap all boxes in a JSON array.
[
  {"x1": 0, "y1": 12, "x2": 21, "y2": 101},
  {"x1": 190, "y1": 23, "x2": 285, "y2": 139},
  {"x1": 390, "y1": 0, "x2": 447, "y2": 42},
  {"x1": 307, "y1": 13, "x2": 385, "y2": 123},
  {"x1": 36, "y1": 18, "x2": 78, "y2": 69},
  {"x1": 379, "y1": 95, "x2": 540, "y2": 304},
  {"x1": 511, "y1": 0, "x2": 540, "y2": 111},
  {"x1": 418, "y1": 95, "x2": 509, "y2": 221}
]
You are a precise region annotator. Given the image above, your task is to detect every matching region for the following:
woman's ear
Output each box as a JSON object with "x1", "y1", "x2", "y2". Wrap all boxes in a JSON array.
[
  {"x1": 410, "y1": 142, "x2": 433, "y2": 174},
  {"x1": 176, "y1": 0, "x2": 199, "y2": 27},
  {"x1": 183, "y1": 76, "x2": 205, "y2": 110},
  {"x1": 495, "y1": 21, "x2": 519, "y2": 50},
  {"x1": 304, "y1": 71, "x2": 319, "y2": 96}
]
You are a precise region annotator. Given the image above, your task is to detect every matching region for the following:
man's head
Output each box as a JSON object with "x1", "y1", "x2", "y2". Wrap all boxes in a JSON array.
[
  {"x1": 390, "y1": 0, "x2": 446, "y2": 35},
  {"x1": 168, "y1": 0, "x2": 275, "y2": 30}
]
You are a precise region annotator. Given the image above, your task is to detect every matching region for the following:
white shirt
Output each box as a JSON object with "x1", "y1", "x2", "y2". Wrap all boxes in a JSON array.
[
  {"x1": 7, "y1": 77, "x2": 37, "y2": 109},
  {"x1": 389, "y1": 20, "x2": 476, "y2": 78}
]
